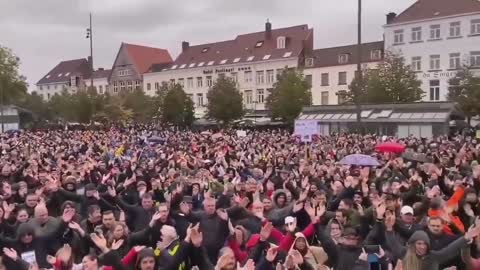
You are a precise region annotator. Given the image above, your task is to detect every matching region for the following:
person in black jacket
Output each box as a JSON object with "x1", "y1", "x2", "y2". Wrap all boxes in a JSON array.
[
  {"x1": 0, "y1": 208, "x2": 75, "y2": 268},
  {"x1": 112, "y1": 189, "x2": 156, "y2": 232}
]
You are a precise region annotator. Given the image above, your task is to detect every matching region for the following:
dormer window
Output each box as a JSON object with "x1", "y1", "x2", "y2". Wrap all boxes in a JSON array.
[
  {"x1": 201, "y1": 47, "x2": 209, "y2": 53},
  {"x1": 220, "y1": 59, "x2": 227, "y2": 64},
  {"x1": 65, "y1": 72, "x2": 70, "y2": 76},
  {"x1": 198, "y1": 62, "x2": 205, "y2": 67},
  {"x1": 207, "y1": 61, "x2": 214, "y2": 66},
  {"x1": 247, "y1": 56, "x2": 254, "y2": 61},
  {"x1": 179, "y1": 64, "x2": 186, "y2": 69},
  {"x1": 305, "y1": 58, "x2": 314, "y2": 67},
  {"x1": 233, "y1": 58, "x2": 241, "y2": 63},
  {"x1": 371, "y1": 50, "x2": 382, "y2": 61},
  {"x1": 255, "y1": 41, "x2": 264, "y2": 48},
  {"x1": 188, "y1": 63, "x2": 196, "y2": 68},
  {"x1": 277, "y1": 36, "x2": 286, "y2": 49},
  {"x1": 263, "y1": 55, "x2": 271, "y2": 60},
  {"x1": 58, "y1": 73, "x2": 63, "y2": 77},
  {"x1": 338, "y1": 54, "x2": 349, "y2": 64},
  {"x1": 46, "y1": 74, "x2": 51, "y2": 79},
  {"x1": 283, "y1": 52, "x2": 292, "y2": 58},
  {"x1": 171, "y1": 65, "x2": 178, "y2": 70}
]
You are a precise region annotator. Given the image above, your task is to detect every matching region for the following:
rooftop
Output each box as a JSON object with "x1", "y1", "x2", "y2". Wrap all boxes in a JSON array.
[
  {"x1": 388, "y1": 0, "x2": 480, "y2": 25},
  {"x1": 123, "y1": 43, "x2": 173, "y2": 74},
  {"x1": 37, "y1": 58, "x2": 90, "y2": 85}
]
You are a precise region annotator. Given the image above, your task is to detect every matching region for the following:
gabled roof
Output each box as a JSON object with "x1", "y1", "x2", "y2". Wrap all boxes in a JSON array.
[
  {"x1": 37, "y1": 58, "x2": 90, "y2": 85},
  {"x1": 306, "y1": 41, "x2": 384, "y2": 69},
  {"x1": 123, "y1": 43, "x2": 173, "y2": 74},
  {"x1": 155, "y1": 24, "x2": 312, "y2": 72},
  {"x1": 389, "y1": 0, "x2": 480, "y2": 25}
]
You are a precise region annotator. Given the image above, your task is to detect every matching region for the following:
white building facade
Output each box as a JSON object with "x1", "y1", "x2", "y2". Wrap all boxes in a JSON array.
[
  {"x1": 303, "y1": 41, "x2": 384, "y2": 105},
  {"x1": 384, "y1": 0, "x2": 480, "y2": 102},
  {"x1": 143, "y1": 23, "x2": 313, "y2": 118}
]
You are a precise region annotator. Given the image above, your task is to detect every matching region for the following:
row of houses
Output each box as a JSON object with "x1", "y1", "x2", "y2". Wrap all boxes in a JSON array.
[{"x1": 36, "y1": 0, "x2": 480, "y2": 119}]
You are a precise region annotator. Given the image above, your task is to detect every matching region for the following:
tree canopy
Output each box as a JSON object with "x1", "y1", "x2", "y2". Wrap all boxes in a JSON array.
[
  {"x1": 206, "y1": 76, "x2": 244, "y2": 125},
  {"x1": 447, "y1": 66, "x2": 480, "y2": 124},
  {"x1": 346, "y1": 52, "x2": 424, "y2": 104},
  {"x1": 266, "y1": 68, "x2": 311, "y2": 124},
  {"x1": 0, "y1": 46, "x2": 28, "y2": 104},
  {"x1": 161, "y1": 83, "x2": 195, "y2": 127}
]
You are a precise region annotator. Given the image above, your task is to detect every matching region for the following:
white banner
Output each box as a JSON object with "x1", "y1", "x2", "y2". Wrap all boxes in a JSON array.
[{"x1": 294, "y1": 120, "x2": 318, "y2": 142}]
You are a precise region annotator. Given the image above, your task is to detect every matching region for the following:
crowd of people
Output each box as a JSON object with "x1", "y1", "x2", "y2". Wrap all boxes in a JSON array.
[{"x1": 0, "y1": 126, "x2": 480, "y2": 270}]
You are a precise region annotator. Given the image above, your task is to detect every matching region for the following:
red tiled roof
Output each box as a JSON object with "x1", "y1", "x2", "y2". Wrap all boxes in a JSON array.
[
  {"x1": 390, "y1": 0, "x2": 480, "y2": 24},
  {"x1": 37, "y1": 58, "x2": 90, "y2": 85},
  {"x1": 124, "y1": 43, "x2": 173, "y2": 74},
  {"x1": 153, "y1": 24, "x2": 312, "y2": 72},
  {"x1": 306, "y1": 41, "x2": 384, "y2": 69}
]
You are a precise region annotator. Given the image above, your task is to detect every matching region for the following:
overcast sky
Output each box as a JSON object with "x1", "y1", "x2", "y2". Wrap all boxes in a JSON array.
[{"x1": 0, "y1": 0, "x2": 416, "y2": 89}]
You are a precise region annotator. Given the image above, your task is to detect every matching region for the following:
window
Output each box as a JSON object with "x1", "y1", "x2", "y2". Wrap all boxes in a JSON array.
[
  {"x1": 429, "y1": 55, "x2": 441, "y2": 70},
  {"x1": 430, "y1": 25, "x2": 441, "y2": 40},
  {"x1": 47, "y1": 85, "x2": 50, "y2": 90},
  {"x1": 450, "y1": 22, "x2": 461, "y2": 37},
  {"x1": 188, "y1": 63, "x2": 196, "y2": 68},
  {"x1": 47, "y1": 93, "x2": 50, "y2": 100},
  {"x1": 220, "y1": 59, "x2": 227, "y2": 64},
  {"x1": 196, "y1": 77, "x2": 203, "y2": 88},
  {"x1": 54, "y1": 85, "x2": 57, "y2": 89},
  {"x1": 196, "y1": 93, "x2": 204, "y2": 107},
  {"x1": 256, "y1": 71, "x2": 265, "y2": 84},
  {"x1": 338, "y1": 72, "x2": 347, "y2": 85},
  {"x1": 256, "y1": 89, "x2": 264, "y2": 103},
  {"x1": 154, "y1": 82, "x2": 160, "y2": 91},
  {"x1": 321, "y1": 73, "x2": 329, "y2": 86},
  {"x1": 171, "y1": 65, "x2": 178, "y2": 70},
  {"x1": 178, "y1": 78, "x2": 185, "y2": 88},
  {"x1": 263, "y1": 55, "x2": 271, "y2": 60},
  {"x1": 283, "y1": 52, "x2": 292, "y2": 58},
  {"x1": 201, "y1": 47, "x2": 209, "y2": 53},
  {"x1": 471, "y1": 51, "x2": 480, "y2": 67},
  {"x1": 266, "y1": 70, "x2": 274, "y2": 84},
  {"x1": 471, "y1": 19, "x2": 480, "y2": 35},
  {"x1": 57, "y1": 73, "x2": 63, "y2": 77},
  {"x1": 98, "y1": 85, "x2": 103, "y2": 94},
  {"x1": 449, "y1": 53, "x2": 461, "y2": 69},
  {"x1": 39, "y1": 86, "x2": 43, "y2": 90},
  {"x1": 187, "y1": 94, "x2": 193, "y2": 102},
  {"x1": 429, "y1": 80, "x2": 440, "y2": 101},
  {"x1": 146, "y1": 83, "x2": 151, "y2": 91},
  {"x1": 305, "y1": 58, "x2": 314, "y2": 67},
  {"x1": 127, "y1": 81, "x2": 133, "y2": 91},
  {"x1": 305, "y1": 75, "x2": 312, "y2": 88},
  {"x1": 337, "y1": 90, "x2": 347, "y2": 104},
  {"x1": 231, "y1": 72, "x2": 238, "y2": 82},
  {"x1": 411, "y1": 56, "x2": 422, "y2": 71},
  {"x1": 394, "y1": 29, "x2": 404, "y2": 44},
  {"x1": 198, "y1": 62, "x2": 205, "y2": 67},
  {"x1": 276, "y1": 69, "x2": 283, "y2": 81},
  {"x1": 244, "y1": 90, "x2": 253, "y2": 104},
  {"x1": 187, "y1": 78, "x2": 193, "y2": 88},
  {"x1": 338, "y1": 54, "x2": 349, "y2": 64},
  {"x1": 233, "y1": 58, "x2": 241, "y2": 63},
  {"x1": 411, "y1": 27, "x2": 422, "y2": 42},
  {"x1": 321, "y1": 91, "x2": 329, "y2": 105},
  {"x1": 277, "y1": 36, "x2": 286, "y2": 49},
  {"x1": 207, "y1": 61, "x2": 214, "y2": 66},
  {"x1": 371, "y1": 50, "x2": 382, "y2": 60},
  {"x1": 113, "y1": 82, "x2": 118, "y2": 93},
  {"x1": 247, "y1": 56, "x2": 254, "y2": 62},
  {"x1": 120, "y1": 81, "x2": 126, "y2": 91},
  {"x1": 206, "y1": 76, "x2": 213, "y2": 87},
  {"x1": 135, "y1": 80, "x2": 141, "y2": 90},
  {"x1": 244, "y1": 71, "x2": 253, "y2": 83},
  {"x1": 118, "y1": 69, "x2": 130, "y2": 76},
  {"x1": 169, "y1": 79, "x2": 175, "y2": 86},
  {"x1": 255, "y1": 41, "x2": 264, "y2": 48}
]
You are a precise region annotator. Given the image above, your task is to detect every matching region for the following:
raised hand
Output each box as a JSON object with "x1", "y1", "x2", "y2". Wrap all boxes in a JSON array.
[
  {"x1": 376, "y1": 202, "x2": 387, "y2": 219},
  {"x1": 3, "y1": 248, "x2": 18, "y2": 261},
  {"x1": 260, "y1": 222, "x2": 273, "y2": 241},
  {"x1": 107, "y1": 186, "x2": 117, "y2": 198},
  {"x1": 293, "y1": 201, "x2": 304, "y2": 213},
  {"x1": 92, "y1": 191, "x2": 100, "y2": 200},
  {"x1": 190, "y1": 226, "x2": 203, "y2": 247},
  {"x1": 216, "y1": 209, "x2": 228, "y2": 221},
  {"x1": 90, "y1": 233, "x2": 108, "y2": 253},
  {"x1": 237, "y1": 259, "x2": 255, "y2": 270},
  {"x1": 68, "y1": 221, "x2": 81, "y2": 231},
  {"x1": 133, "y1": 246, "x2": 146, "y2": 252},
  {"x1": 62, "y1": 208, "x2": 75, "y2": 223},
  {"x1": 111, "y1": 239, "x2": 124, "y2": 250},
  {"x1": 149, "y1": 211, "x2": 162, "y2": 227},
  {"x1": 289, "y1": 249, "x2": 304, "y2": 265},
  {"x1": 266, "y1": 247, "x2": 278, "y2": 262}
]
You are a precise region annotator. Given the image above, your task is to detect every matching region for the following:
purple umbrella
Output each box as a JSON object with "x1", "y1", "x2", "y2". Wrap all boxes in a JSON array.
[{"x1": 339, "y1": 154, "x2": 380, "y2": 166}]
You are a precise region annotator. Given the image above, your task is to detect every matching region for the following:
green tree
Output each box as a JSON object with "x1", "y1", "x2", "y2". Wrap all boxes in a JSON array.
[
  {"x1": 266, "y1": 68, "x2": 311, "y2": 124},
  {"x1": 346, "y1": 52, "x2": 423, "y2": 104},
  {"x1": 161, "y1": 84, "x2": 195, "y2": 127},
  {"x1": 17, "y1": 91, "x2": 50, "y2": 120},
  {"x1": 206, "y1": 76, "x2": 244, "y2": 125},
  {"x1": 0, "y1": 46, "x2": 28, "y2": 105},
  {"x1": 121, "y1": 89, "x2": 156, "y2": 122},
  {"x1": 447, "y1": 66, "x2": 480, "y2": 125}
]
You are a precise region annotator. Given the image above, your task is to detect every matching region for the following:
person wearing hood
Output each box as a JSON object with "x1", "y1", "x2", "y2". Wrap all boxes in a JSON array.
[
  {"x1": 267, "y1": 189, "x2": 294, "y2": 227},
  {"x1": 386, "y1": 221, "x2": 480, "y2": 270},
  {"x1": 290, "y1": 232, "x2": 328, "y2": 269},
  {"x1": 0, "y1": 208, "x2": 75, "y2": 268}
]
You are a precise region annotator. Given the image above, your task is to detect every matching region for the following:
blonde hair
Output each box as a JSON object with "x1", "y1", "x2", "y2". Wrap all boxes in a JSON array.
[{"x1": 402, "y1": 245, "x2": 422, "y2": 270}]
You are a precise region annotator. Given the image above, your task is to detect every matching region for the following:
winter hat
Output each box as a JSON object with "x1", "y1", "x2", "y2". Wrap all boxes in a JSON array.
[{"x1": 408, "y1": 231, "x2": 430, "y2": 248}]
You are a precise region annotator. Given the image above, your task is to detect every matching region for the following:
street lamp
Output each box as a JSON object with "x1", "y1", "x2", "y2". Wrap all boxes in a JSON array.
[{"x1": 86, "y1": 13, "x2": 94, "y2": 92}]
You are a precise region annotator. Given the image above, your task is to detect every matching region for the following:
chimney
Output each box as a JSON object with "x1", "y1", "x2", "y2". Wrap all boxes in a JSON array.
[
  {"x1": 386, "y1": 12, "x2": 397, "y2": 24},
  {"x1": 265, "y1": 19, "x2": 272, "y2": 40},
  {"x1": 182, "y1": 41, "x2": 190, "y2": 52}
]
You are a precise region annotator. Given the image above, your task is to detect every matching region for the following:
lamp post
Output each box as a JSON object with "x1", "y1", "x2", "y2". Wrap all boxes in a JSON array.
[
  {"x1": 86, "y1": 13, "x2": 94, "y2": 91},
  {"x1": 355, "y1": 0, "x2": 363, "y2": 133}
]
